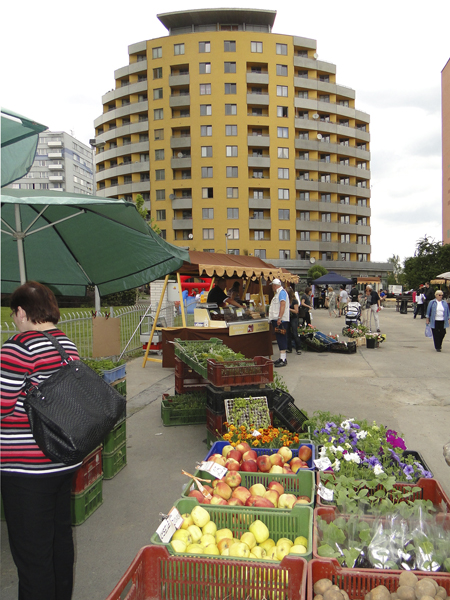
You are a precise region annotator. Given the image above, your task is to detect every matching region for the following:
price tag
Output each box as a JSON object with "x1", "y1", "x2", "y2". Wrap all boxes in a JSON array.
[
  {"x1": 237, "y1": 309, "x2": 243, "y2": 317},
  {"x1": 252, "y1": 430, "x2": 262, "y2": 437},
  {"x1": 318, "y1": 482, "x2": 334, "y2": 501},
  {"x1": 199, "y1": 461, "x2": 228, "y2": 479},
  {"x1": 156, "y1": 507, "x2": 183, "y2": 543},
  {"x1": 219, "y1": 308, "x2": 224, "y2": 314},
  {"x1": 314, "y1": 457, "x2": 332, "y2": 471}
]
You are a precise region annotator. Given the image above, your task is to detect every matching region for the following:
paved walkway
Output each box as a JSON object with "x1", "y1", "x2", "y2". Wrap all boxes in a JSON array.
[{"x1": 1, "y1": 305, "x2": 449, "y2": 600}]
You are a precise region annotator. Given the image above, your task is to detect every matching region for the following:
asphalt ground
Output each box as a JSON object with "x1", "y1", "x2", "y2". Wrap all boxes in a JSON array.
[{"x1": 1, "y1": 304, "x2": 449, "y2": 599}]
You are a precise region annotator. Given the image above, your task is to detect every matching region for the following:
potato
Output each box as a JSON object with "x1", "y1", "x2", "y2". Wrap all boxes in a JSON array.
[
  {"x1": 415, "y1": 581, "x2": 437, "y2": 600},
  {"x1": 391, "y1": 593, "x2": 399, "y2": 600},
  {"x1": 436, "y1": 587, "x2": 447, "y2": 600},
  {"x1": 341, "y1": 590, "x2": 350, "y2": 600},
  {"x1": 427, "y1": 581, "x2": 438, "y2": 593},
  {"x1": 314, "y1": 595, "x2": 324, "y2": 600},
  {"x1": 397, "y1": 586, "x2": 416, "y2": 600},
  {"x1": 372, "y1": 586, "x2": 391, "y2": 600},
  {"x1": 420, "y1": 596, "x2": 435, "y2": 600},
  {"x1": 323, "y1": 589, "x2": 344, "y2": 600},
  {"x1": 365, "y1": 593, "x2": 372, "y2": 600},
  {"x1": 399, "y1": 573, "x2": 419, "y2": 588},
  {"x1": 314, "y1": 580, "x2": 333, "y2": 596}
]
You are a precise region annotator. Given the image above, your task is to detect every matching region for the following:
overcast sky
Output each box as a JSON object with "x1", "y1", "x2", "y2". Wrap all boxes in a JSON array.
[{"x1": 2, "y1": 0, "x2": 448, "y2": 263}]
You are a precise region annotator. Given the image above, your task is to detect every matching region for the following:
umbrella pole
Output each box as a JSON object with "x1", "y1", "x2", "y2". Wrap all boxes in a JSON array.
[{"x1": 14, "y1": 205, "x2": 26, "y2": 284}]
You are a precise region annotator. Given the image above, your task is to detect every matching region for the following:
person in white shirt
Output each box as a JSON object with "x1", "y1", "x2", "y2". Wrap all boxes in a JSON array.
[
  {"x1": 268, "y1": 279, "x2": 290, "y2": 367},
  {"x1": 426, "y1": 290, "x2": 450, "y2": 352},
  {"x1": 338, "y1": 285, "x2": 348, "y2": 317},
  {"x1": 415, "y1": 288, "x2": 425, "y2": 319}
]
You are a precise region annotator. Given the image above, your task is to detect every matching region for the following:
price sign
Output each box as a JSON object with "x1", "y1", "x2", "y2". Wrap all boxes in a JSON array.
[
  {"x1": 314, "y1": 457, "x2": 332, "y2": 471},
  {"x1": 252, "y1": 430, "x2": 262, "y2": 437},
  {"x1": 236, "y1": 309, "x2": 243, "y2": 318},
  {"x1": 199, "y1": 461, "x2": 228, "y2": 479},
  {"x1": 156, "y1": 507, "x2": 183, "y2": 543},
  {"x1": 318, "y1": 482, "x2": 334, "y2": 502}
]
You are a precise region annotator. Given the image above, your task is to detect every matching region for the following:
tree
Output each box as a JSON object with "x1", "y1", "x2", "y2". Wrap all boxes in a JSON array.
[
  {"x1": 307, "y1": 265, "x2": 328, "y2": 281},
  {"x1": 387, "y1": 254, "x2": 402, "y2": 282},
  {"x1": 135, "y1": 194, "x2": 161, "y2": 235},
  {"x1": 403, "y1": 235, "x2": 450, "y2": 290}
]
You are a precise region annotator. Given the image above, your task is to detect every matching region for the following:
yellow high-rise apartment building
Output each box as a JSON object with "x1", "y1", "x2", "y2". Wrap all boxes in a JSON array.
[{"x1": 94, "y1": 8, "x2": 372, "y2": 267}]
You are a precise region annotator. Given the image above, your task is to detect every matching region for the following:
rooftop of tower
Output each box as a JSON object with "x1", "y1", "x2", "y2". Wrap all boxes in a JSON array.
[{"x1": 157, "y1": 8, "x2": 277, "y2": 32}]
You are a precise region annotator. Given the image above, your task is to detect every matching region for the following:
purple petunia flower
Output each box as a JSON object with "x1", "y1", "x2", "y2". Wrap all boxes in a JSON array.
[
  {"x1": 403, "y1": 464, "x2": 414, "y2": 480},
  {"x1": 389, "y1": 449, "x2": 401, "y2": 463},
  {"x1": 386, "y1": 429, "x2": 407, "y2": 450},
  {"x1": 351, "y1": 423, "x2": 360, "y2": 430},
  {"x1": 367, "y1": 456, "x2": 381, "y2": 467}
]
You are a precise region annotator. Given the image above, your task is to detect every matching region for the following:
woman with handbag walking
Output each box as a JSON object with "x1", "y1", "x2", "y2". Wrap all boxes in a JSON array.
[
  {"x1": 426, "y1": 290, "x2": 450, "y2": 352},
  {"x1": 1, "y1": 281, "x2": 82, "y2": 600}
]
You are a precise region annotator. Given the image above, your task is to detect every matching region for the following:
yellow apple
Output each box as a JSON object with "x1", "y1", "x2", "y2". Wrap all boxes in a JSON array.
[
  {"x1": 289, "y1": 544, "x2": 307, "y2": 554},
  {"x1": 229, "y1": 542, "x2": 251, "y2": 558},
  {"x1": 185, "y1": 543, "x2": 204, "y2": 554},
  {"x1": 240, "y1": 531, "x2": 257, "y2": 550},
  {"x1": 172, "y1": 529, "x2": 192, "y2": 545},
  {"x1": 187, "y1": 525, "x2": 202, "y2": 543},
  {"x1": 204, "y1": 544, "x2": 220, "y2": 555},
  {"x1": 202, "y1": 521, "x2": 217, "y2": 537},
  {"x1": 276, "y1": 541, "x2": 292, "y2": 560},
  {"x1": 216, "y1": 528, "x2": 233, "y2": 543},
  {"x1": 249, "y1": 519, "x2": 269, "y2": 544},
  {"x1": 191, "y1": 505, "x2": 210, "y2": 528},
  {"x1": 171, "y1": 539, "x2": 187, "y2": 553},
  {"x1": 266, "y1": 545, "x2": 279, "y2": 560},
  {"x1": 201, "y1": 533, "x2": 216, "y2": 547},
  {"x1": 250, "y1": 546, "x2": 266, "y2": 559},
  {"x1": 276, "y1": 537, "x2": 293, "y2": 548},
  {"x1": 294, "y1": 536, "x2": 308, "y2": 547},
  {"x1": 180, "y1": 513, "x2": 193, "y2": 529}
]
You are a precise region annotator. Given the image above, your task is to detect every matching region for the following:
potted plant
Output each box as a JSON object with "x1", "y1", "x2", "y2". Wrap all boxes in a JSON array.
[{"x1": 365, "y1": 332, "x2": 386, "y2": 348}]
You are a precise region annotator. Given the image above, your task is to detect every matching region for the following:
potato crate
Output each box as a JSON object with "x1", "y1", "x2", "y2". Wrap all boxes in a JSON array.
[
  {"x1": 102, "y1": 364, "x2": 126, "y2": 383},
  {"x1": 307, "y1": 558, "x2": 450, "y2": 600},
  {"x1": 71, "y1": 445, "x2": 103, "y2": 494},
  {"x1": 103, "y1": 419, "x2": 127, "y2": 454},
  {"x1": 316, "y1": 473, "x2": 450, "y2": 512},
  {"x1": 161, "y1": 392, "x2": 207, "y2": 427},
  {"x1": 207, "y1": 356, "x2": 273, "y2": 387},
  {"x1": 205, "y1": 441, "x2": 316, "y2": 471},
  {"x1": 105, "y1": 544, "x2": 307, "y2": 600},
  {"x1": 182, "y1": 468, "x2": 315, "y2": 508},
  {"x1": 71, "y1": 476, "x2": 103, "y2": 526},
  {"x1": 224, "y1": 396, "x2": 270, "y2": 429},
  {"x1": 103, "y1": 442, "x2": 127, "y2": 479},
  {"x1": 150, "y1": 498, "x2": 313, "y2": 562},
  {"x1": 174, "y1": 338, "x2": 224, "y2": 379}
]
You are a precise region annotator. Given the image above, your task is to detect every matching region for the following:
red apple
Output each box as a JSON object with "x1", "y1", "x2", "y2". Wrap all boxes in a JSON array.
[
  {"x1": 214, "y1": 481, "x2": 232, "y2": 500},
  {"x1": 242, "y1": 449, "x2": 258, "y2": 462},
  {"x1": 188, "y1": 490, "x2": 205, "y2": 503},
  {"x1": 245, "y1": 496, "x2": 259, "y2": 506},
  {"x1": 249, "y1": 483, "x2": 266, "y2": 497},
  {"x1": 298, "y1": 445, "x2": 312, "y2": 463},
  {"x1": 228, "y1": 449, "x2": 242, "y2": 463},
  {"x1": 268, "y1": 481, "x2": 284, "y2": 496},
  {"x1": 240, "y1": 460, "x2": 258, "y2": 472},
  {"x1": 235, "y1": 442, "x2": 251, "y2": 454},
  {"x1": 203, "y1": 485, "x2": 214, "y2": 495},
  {"x1": 222, "y1": 445, "x2": 234, "y2": 459},
  {"x1": 210, "y1": 495, "x2": 228, "y2": 505},
  {"x1": 283, "y1": 466, "x2": 294, "y2": 474},
  {"x1": 224, "y1": 471, "x2": 242, "y2": 489},
  {"x1": 289, "y1": 457, "x2": 303, "y2": 474},
  {"x1": 269, "y1": 453, "x2": 284, "y2": 467},
  {"x1": 253, "y1": 496, "x2": 275, "y2": 508},
  {"x1": 264, "y1": 489, "x2": 279, "y2": 507},
  {"x1": 209, "y1": 453, "x2": 222, "y2": 462},
  {"x1": 256, "y1": 455, "x2": 272, "y2": 473},
  {"x1": 227, "y1": 497, "x2": 244, "y2": 506},
  {"x1": 231, "y1": 486, "x2": 251, "y2": 504},
  {"x1": 225, "y1": 459, "x2": 241, "y2": 472},
  {"x1": 294, "y1": 496, "x2": 311, "y2": 505}
]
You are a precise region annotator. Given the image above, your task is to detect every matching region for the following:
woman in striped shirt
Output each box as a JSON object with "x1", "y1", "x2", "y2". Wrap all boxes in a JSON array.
[{"x1": 1, "y1": 281, "x2": 81, "y2": 600}]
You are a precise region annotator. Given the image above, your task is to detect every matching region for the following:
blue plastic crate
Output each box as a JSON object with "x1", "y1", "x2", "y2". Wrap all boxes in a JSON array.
[
  {"x1": 102, "y1": 364, "x2": 126, "y2": 384},
  {"x1": 314, "y1": 332, "x2": 339, "y2": 345}
]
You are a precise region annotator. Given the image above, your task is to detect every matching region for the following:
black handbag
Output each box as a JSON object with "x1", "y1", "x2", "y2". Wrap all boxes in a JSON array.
[{"x1": 24, "y1": 332, "x2": 127, "y2": 466}]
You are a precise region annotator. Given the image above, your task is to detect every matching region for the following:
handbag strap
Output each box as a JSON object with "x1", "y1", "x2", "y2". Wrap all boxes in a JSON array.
[{"x1": 39, "y1": 330, "x2": 72, "y2": 363}]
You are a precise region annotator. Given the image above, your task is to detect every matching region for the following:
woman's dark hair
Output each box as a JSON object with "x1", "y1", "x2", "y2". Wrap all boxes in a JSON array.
[
  {"x1": 304, "y1": 287, "x2": 311, "y2": 295},
  {"x1": 287, "y1": 288, "x2": 294, "y2": 300},
  {"x1": 10, "y1": 281, "x2": 60, "y2": 325}
]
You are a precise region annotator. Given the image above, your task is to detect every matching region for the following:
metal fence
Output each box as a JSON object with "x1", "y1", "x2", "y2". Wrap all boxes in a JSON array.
[{"x1": 1, "y1": 303, "x2": 173, "y2": 359}]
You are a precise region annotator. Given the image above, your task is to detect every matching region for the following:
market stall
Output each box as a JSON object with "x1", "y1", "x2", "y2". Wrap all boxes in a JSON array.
[{"x1": 143, "y1": 251, "x2": 298, "y2": 368}]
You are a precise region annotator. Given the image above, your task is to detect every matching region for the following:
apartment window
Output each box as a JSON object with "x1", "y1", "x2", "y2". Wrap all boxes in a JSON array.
[
  {"x1": 255, "y1": 249, "x2": 266, "y2": 258},
  {"x1": 225, "y1": 125, "x2": 237, "y2": 136},
  {"x1": 298, "y1": 91, "x2": 308, "y2": 99},
  {"x1": 152, "y1": 47, "x2": 162, "y2": 59},
  {"x1": 153, "y1": 88, "x2": 163, "y2": 100},
  {"x1": 138, "y1": 93, "x2": 147, "y2": 102},
  {"x1": 174, "y1": 43, "x2": 185, "y2": 55},
  {"x1": 226, "y1": 166, "x2": 238, "y2": 178},
  {"x1": 340, "y1": 138, "x2": 350, "y2": 147},
  {"x1": 227, "y1": 187, "x2": 239, "y2": 198},
  {"x1": 279, "y1": 229, "x2": 290, "y2": 241},
  {"x1": 279, "y1": 209, "x2": 290, "y2": 220},
  {"x1": 280, "y1": 250, "x2": 290, "y2": 259},
  {"x1": 320, "y1": 174, "x2": 331, "y2": 183},
  {"x1": 357, "y1": 199, "x2": 367, "y2": 207},
  {"x1": 341, "y1": 253, "x2": 350, "y2": 261},
  {"x1": 299, "y1": 211, "x2": 310, "y2": 221},
  {"x1": 251, "y1": 41, "x2": 263, "y2": 53},
  {"x1": 156, "y1": 210, "x2": 166, "y2": 221},
  {"x1": 198, "y1": 41, "x2": 211, "y2": 53},
  {"x1": 300, "y1": 231, "x2": 310, "y2": 241},
  {"x1": 225, "y1": 104, "x2": 237, "y2": 115},
  {"x1": 202, "y1": 187, "x2": 214, "y2": 198},
  {"x1": 253, "y1": 211, "x2": 264, "y2": 219},
  {"x1": 278, "y1": 188, "x2": 289, "y2": 200},
  {"x1": 224, "y1": 62, "x2": 236, "y2": 73},
  {"x1": 357, "y1": 217, "x2": 367, "y2": 225},
  {"x1": 140, "y1": 133, "x2": 149, "y2": 142},
  {"x1": 278, "y1": 168, "x2": 289, "y2": 179},
  {"x1": 277, "y1": 85, "x2": 288, "y2": 97},
  {"x1": 159, "y1": 230, "x2": 166, "y2": 240},
  {"x1": 225, "y1": 83, "x2": 237, "y2": 94},
  {"x1": 340, "y1": 196, "x2": 350, "y2": 204},
  {"x1": 321, "y1": 213, "x2": 331, "y2": 222},
  {"x1": 276, "y1": 43, "x2": 287, "y2": 55},
  {"x1": 153, "y1": 67, "x2": 163, "y2": 79},
  {"x1": 154, "y1": 129, "x2": 164, "y2": 140},
  {"x1": 277, "y1": 127, "x2": 289, "y2": 138},
  {"x1": 138, "y1": 114, "x2": 148, "y2": 123},
  {"x1": 155, "y1": 169, "x2": 165, "y2": 180},
  {"x1": 156, "y1": 190, "x2": 165, "y2": 200},
  {"x1": 341, "y1": 234, "x2": 350, "y2": 243},
  {"x1": 203, "y1": 228, "x2": 214, "y2": 240},
  {"x1": 298, "y1": 172, "x2": 309, "y2": 180},
  {"x1": 278, "y1": 147, "x2": 289, "y2": 159},
  {"x1": 201, "y1": 167, "x2": 213, "y2": 178},
  {"x1": 155, "y1": 149, "x2": 164, "y2": 160},
  {"x1": 254, "y1": 231, "x2": 265, "y2": 240},
  {"x1": 227, "y1": 208, "x2": 239, "y2": 219},
  {"x1": 253, "y1": 190, "x2": 264, "y2": 200},
  {"x1": 297, "y1": 70, "x2": 308, "y2": 78},
  {"x1": 201, "y1": 146, "x2": 213, "y2": 157},
  {"x1": 224, "y1": 40, "x2": 236, "y2": 52},
  {"x1": 357, "y1": 180, "x2": 367, "y2": 188},
  {"x1": 358, "y1": 254, "x2": 368, "y2": 262},
  {"x1": 202, "y1": 208, "x2": 214, "y2": 219},
  {"x1": 253, "y1": 170, "x2": 263, "y2": 179},
  {"x1": 298, "y1": 131, "x2": 309, "y2": 140},
  {"x1": 199, "y1": 62, "x2": 211, "y2": 74},
  {"x1": 319, "y1": 94, "x2": 330, "y2": 103},
  {"x1": 277, "y1": 106, "x2": 288, "y2": 118},
  {"x1": 154, "y1": 108, "x2": 163, "y2": 120},
  {"x1": 200, "y1": 125, "x2": 212, "y2": 137},
  {"x1": 226, "y1": 145, "x2": 238, "y2": 157},
  {"x1": 200, "y1": 104, "x2": 212, "y2": 116},
  {"x1": 321, "y1": 194, "x2": 331, "y2": 202},
  {"x1": 227, "y1": 228, "x2": 239, "y2": 239},
  {"x1": 340, "y1": 177, "x2": 350, "y2": 185},
  {"x1": 358, "y1": 235, "x2": 367, "y2": 244},
  {"x1": 298, "y1": 152, "x2": 309, "y2": 160},
  {"x1": 276, "y1": 65, "x2": 288, "y2": 76},
  {"x1": 200, "y1": 83, "x2": 211, "y2": 95},
  {"x1": 340, "y1": 215, "x2": 350, "y2": 224},
  {"x1": 321, "y1": 232, "x2": 331, "y2": 242}
]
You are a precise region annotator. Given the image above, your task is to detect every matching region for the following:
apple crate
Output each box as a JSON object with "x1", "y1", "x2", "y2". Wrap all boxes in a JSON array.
[
  {"x1": 102, "y1": 442, "x2": 127, "y2": 479},
  {"x1": 71, "y1": 476, "x2": 103, "y2": 526},
  {"x1": 307, "y1": 558, "x2": 450, "y2": 600},
  {"x1": 316, "y1": 473, "x2": 450, "y2": 511},
  {"x1": 105, "y1": 544, "x2": 307, "y2": 600},
  {"x1": 102, "y1": 363, "x2": 126, "y2": 384},
  {"x1": 71, "y1": 445, "x2": 103, "y2": 494},
  {"x1": 207, "y1": 356, "x2": 274, "y2": 388},
  {"x1": 182, "y1": 468, "x2": 315, "y2": 508},
  {"x1": 205, "y1": 441, "x2": 316, "y2": 471},
  {"x1": 150, "y1": 497, "x2": 313, "y2": 562}
]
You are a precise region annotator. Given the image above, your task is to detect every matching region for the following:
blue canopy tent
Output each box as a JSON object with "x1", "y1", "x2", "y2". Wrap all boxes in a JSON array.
[{"x1": 312, "y1": 271, "x2": 353, "y2": 285}]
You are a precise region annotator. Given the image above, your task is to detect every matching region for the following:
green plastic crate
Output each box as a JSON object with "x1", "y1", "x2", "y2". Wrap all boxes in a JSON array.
[
  {"x1": 103, "y1": 420, "x2": 127, "y2": 454},
  {"x1": 0, "y1": 494, "x2": 5, "y2": 521},
  {"x1": 150, "y1": 497, "x2": 313, "y2": 562},
  {"x1": 112, "y1": 378, "x2": 127, "y2": 397},
  {"x1": 161, "y1": 399, "x2": 207, "y2": 426},
  {"x1": 182, "y1": 469, "x2": 315, "y2": 508},
  {"x1": 71, "y1": 476, "x2": 103, "y2": 526},
  {"x1": 103, "y1": 442, "x2": 127, "y2": 479},
  {"x1": 173, "y1": 338, "x2": 224, "y2": 379}
]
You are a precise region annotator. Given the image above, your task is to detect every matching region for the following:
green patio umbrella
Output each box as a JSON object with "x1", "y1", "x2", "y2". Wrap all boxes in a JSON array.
[
  {"x1": 1, "y1": 108, "x2": 48, "y2": 187},
  {"x1": 1, "y1": 189, "x2": 189, "y2": 297}
]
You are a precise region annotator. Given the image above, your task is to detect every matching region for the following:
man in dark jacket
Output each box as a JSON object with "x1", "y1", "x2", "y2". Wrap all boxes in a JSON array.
[
  {"x1": 423, "y1": 282, "x2": 434, "y2": 316},
  {"x1": 349, "y1": 285, "x2": 359, "y2": 303}
]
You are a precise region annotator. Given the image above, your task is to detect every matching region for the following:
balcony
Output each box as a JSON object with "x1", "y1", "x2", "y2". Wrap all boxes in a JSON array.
[
  {"x1": 48, "y1": 151, "x2": 63, "y2": 159},
  {"x1": 246, "y1": 72, "x2": 269, "y2": 85},
  {"x1": 247, "y1": 92, "x2": 270, "y2": 106},
  {"x1": 247, "y1": 134, "x2": 270, "y2": 148},
  {"x1": 173, "y1": 218, "x2": 193, "y2": 230},
  {"x1": 171, "y1": 156, "x2": 192, "y2": 169},
  {"x1": 171, "y1": 136, "x2": 191, "y2": 149},
  {"x1": 248, "y1": 156, "x2": 270, "y2": 168},
  {"x1": 170, "y1": 93, "x2": 191, "y2": 108},
  {"x1": 248, "y1": 217, "x2": 271, "y2": 230},
  {"x1": 48, "y1": 175, "x2": 64, "y2": 182},
  {"x1": 169, "y1": 73, "x2": 190, "y2": 87},
  {"x1": 47, "y1": 141, "x2": 63, "y2": 147},
  {"x1": 171, "y1": 197, "x2": 193, "y2": 210},
  {"x1": 248, "y1": 197, "x2": 271, "y2": 210},
  {"x1": 48, "y1": 163, "x2": 63, "y2": 170}
]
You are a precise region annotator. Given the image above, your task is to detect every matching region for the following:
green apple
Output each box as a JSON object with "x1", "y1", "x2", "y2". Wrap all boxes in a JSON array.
[
  {"x1": 249, "y1": 519, "x2": 269, "y2": 544},
  {"x1": 187, "y1": 525, "x2": 202, "y2": 543},
  {"x1": 289, "y1": 544, "x2": 307, "y2": 554},
  {"x1": 191, "y1": 505, "x2": 210, "y2": 528},
  {"x1": 294, "y1": 536, "x2": 308, "y2": 547},
  {"x1": 202, "y1": 521, "x2": 217, "y2": 537},
  {"x1": 171, "y1": 539, "x2": 187, "y2": 553}
]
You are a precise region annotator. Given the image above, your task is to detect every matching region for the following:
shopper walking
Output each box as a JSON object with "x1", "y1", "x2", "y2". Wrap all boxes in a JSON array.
[
  {"x1": 300, "y1": 286, "x2": 312, "y2": 326},
  {"x1": 338, "y1": 285, "x2": 348, "y2": 317},
  {"x1": 286, "y1": 288, "x2": 301, "y2": 355},
  {"x1": 327, "y1": 286, "x2": 337, "y2": 317},
  {"x1": 366, "y1": 284, "x2": 381, "y2": 332},
  {"x1": 1, "y1": 281, "x2": 82, "y2": 600},
  {"x1": 423, "y1": 282, "x2": 435, "y2": 316},
  {"x1": 268, "y1": 279, "x2": 290, "y2": 367},
  {"x1": 415, "y1": 288, "x2": 425, "y2": 319},
  {"x1": 426, "y1": 290, "x2": 450, "y2": 352}
]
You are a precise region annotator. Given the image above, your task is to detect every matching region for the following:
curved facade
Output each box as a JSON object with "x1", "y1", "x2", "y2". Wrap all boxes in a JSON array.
[{"x1": 94, "y1": 9, "x2": 371, "y2": 264}]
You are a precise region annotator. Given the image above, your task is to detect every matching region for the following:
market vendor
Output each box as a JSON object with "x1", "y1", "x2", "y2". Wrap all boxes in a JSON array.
[{"x1": 207, "y1": 278, "x2": 242, "y2": 308}]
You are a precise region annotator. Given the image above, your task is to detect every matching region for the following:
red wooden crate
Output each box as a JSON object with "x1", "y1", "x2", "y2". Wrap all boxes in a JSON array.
[
  {"x1": 72, "y1": 446, "x2": 102, "y2": 494},
  {"x1": 307, "y1": 558, "x2": 450, "y2": 600},
  {"x1": 207, "y1": 356, "x2": 273, "y2": 387},
  {"x1": 106, "y1": 544, "x2": 307, "y2": 600}
]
